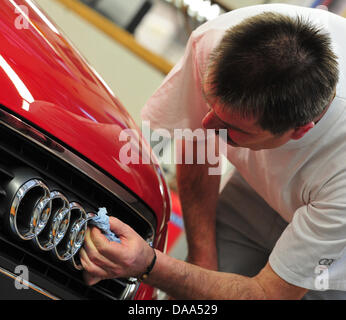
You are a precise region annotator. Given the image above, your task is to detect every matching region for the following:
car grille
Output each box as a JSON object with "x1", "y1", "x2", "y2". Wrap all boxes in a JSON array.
[{"x1": 0, "y1": 105, "x2": 157, "y2": 300}]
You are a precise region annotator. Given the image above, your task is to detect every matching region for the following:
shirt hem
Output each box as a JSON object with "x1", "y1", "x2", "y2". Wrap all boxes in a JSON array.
[{"x1": 269, "y1": 253, "x2": 346, "y2": 291}]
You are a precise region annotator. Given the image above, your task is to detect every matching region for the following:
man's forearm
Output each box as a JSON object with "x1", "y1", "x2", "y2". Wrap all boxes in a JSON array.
[
  {"x1": 177, "y1": 162, "x2": 220, "y2": 251},
  {"x1": 144, "y1": 249, "x2": 267, "y2": 300},
  {"x1": 176, "y1": 139, "x2": 221, "y2": 267}
]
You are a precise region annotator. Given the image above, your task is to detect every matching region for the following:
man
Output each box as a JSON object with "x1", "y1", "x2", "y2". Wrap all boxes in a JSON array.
[{"x1": 80, "y1": 4, "x2": 346, "y2": 299}]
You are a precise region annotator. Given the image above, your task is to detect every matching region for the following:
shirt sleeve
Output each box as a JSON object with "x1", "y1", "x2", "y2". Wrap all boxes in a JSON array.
[
  {"x1": 141, "y1": 30, "x2": 210, "y2": 135},
  {"x1": 269, "y1": 175, "x2": 346, "y2": 291}
]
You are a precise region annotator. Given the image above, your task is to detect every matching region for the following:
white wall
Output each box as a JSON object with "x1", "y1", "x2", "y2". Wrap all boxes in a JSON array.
[{"x1": 34, "y1": 0, "x2": 166, "y2": 125}]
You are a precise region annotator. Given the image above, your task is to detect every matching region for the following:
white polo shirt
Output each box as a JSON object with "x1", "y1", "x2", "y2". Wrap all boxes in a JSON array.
[{"x1": 141, "y1": 4, "x2": 346, "y2": 291}]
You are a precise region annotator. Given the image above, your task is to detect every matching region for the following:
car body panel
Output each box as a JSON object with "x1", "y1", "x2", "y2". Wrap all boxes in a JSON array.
[
  {"x1": 0, "y1": 0, "x2": 171, "y2": 300},
  {"x1": 0, "y1": 0, "x2": 170, "y2": 238}
]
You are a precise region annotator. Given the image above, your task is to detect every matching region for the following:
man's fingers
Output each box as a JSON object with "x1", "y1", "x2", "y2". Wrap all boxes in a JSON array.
[
  {"x1": 84, "y1": 227, "x2": 116, "y2": 269},
  {"x1": 83, "y1": 273, "x2": 102, "y2": 286},
  {"x1": 80, "y1": 248, "x2": 108, "y2": 286},
  {"x1": 80, "y1": 218, "x2": 152, "y2": 282},
  {"x1": 108, "y1": 216, "x2": 132, "y2": 238},
  {"x1": 85, "y1": 224, "x2": 132, "y2": 273}
]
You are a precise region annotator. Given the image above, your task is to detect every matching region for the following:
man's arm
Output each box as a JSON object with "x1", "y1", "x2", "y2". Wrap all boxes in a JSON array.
[
  {"x1": 176, "y1": 138, "x2": 221, "y2": 270},
  {"x1": 146, "y1": 250, "x2": 308, "y2": 300},
  {"x1": 80, "y1": 217, "x2": 308, "y2": 299}
]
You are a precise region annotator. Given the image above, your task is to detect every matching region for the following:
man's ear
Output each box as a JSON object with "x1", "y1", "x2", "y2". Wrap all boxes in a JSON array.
[{"x1": 291, "y1": 122, "x2": 315, "y2": 140}]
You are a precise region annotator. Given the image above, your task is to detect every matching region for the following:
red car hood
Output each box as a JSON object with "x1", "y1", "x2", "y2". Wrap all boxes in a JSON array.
[{"x1": 0, "y1": 0, "x2": 170, "y2": 232}]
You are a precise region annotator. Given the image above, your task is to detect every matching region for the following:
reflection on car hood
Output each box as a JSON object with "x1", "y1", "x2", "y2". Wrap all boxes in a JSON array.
[{"x1": 0, "y1": 0, "x2": 170, "y2": 231}]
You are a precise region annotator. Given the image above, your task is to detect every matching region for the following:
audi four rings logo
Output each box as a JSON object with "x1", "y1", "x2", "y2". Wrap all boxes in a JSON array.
[{"x1": 9, "y1": 179, "x2": 95, "y2": 270}]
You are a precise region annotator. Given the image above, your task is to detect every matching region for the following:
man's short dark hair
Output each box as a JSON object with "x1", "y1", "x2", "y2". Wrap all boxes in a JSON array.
[{"x1": 206, "y1": 12, "x2": 339, "y2": 135}]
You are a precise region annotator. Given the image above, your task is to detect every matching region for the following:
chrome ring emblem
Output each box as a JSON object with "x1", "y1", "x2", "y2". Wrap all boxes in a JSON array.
[
  {"x1": 34, "y1": 191, "x2": 70, "y2": 251},
  {"x1": 10, "y1": 179, "x2": 52, "y2": 240},
  {"x1": 55, "y1": 202, "x2": 87, "y2": 261},
  {"x1": 9, "y1": 179, "x2": 93, "y2": 269}
]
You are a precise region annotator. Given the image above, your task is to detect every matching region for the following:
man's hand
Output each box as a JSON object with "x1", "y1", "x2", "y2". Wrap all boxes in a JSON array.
[{"x1": 80, "y1": 216, "x2": 154, "y2": 286}]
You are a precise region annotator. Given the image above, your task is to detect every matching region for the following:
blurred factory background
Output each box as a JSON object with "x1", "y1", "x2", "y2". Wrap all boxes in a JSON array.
[{"x1": 80, "y1": 0, "x2": 346, "y2": 64}]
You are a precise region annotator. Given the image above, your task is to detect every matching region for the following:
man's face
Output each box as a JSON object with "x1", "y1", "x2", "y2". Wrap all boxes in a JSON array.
[{"x1": 201, "y1": 100, "x2": 294, "y2": 151}]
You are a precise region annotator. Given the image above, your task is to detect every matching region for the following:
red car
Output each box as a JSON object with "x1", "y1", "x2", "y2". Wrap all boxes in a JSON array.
[{"x1": 0, "y1": 0, "x2": 170, "y2": 300}]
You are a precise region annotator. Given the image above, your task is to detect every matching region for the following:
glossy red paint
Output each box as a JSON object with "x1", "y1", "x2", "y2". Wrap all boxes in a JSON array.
[
  {"x1": 134, "y1": 283, "x2": 157, "y2": 300},
  {"x1": 0, "y1": 0, "x2": 171, "y2": 244}
]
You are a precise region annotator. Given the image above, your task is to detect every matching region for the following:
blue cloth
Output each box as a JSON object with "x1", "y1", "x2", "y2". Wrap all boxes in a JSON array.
[{"x1": 89, "y1": 208, "x2": 121, "y2": 243}]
